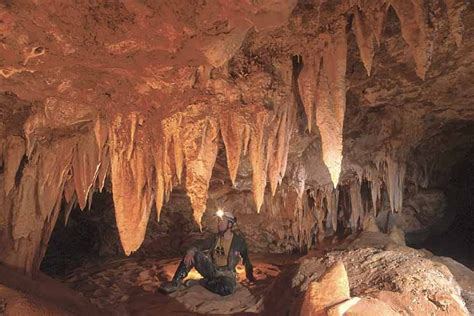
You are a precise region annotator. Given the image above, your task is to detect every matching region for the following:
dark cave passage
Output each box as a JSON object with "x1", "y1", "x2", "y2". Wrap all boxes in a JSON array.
[
  {"x1": 40, "y1": 190, "x2": 122, "y2": 277},
  {"x1": 421, "y1": 154, "x2": 474, "y2": 268}
]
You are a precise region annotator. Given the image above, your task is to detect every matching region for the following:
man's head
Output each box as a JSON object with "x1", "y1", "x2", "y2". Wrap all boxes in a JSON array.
[{"x1": 215, "y1": 209, "x2": 236, "y2": 233}]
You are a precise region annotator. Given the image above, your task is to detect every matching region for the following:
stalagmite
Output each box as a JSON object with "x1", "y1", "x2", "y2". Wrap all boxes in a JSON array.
[
  {"x1": 249, "y1": 111, "x2": 269, "y2": 213},
  {"x1": 181, "y1": 115, "x2": 219, "y2": 228},
  {"x1": 390, "y1": 0, "x2": 433, "y2": 80},
  {"x1": 110, "y1": 113, "x2": 153, "y2": 255},
  {"x1": 385, "y1": 156, "x2": 406, "y2": 213}
]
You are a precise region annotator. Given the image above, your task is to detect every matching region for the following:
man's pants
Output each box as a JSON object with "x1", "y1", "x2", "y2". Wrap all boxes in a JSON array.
[{"x1": 190, "y1": 251, "x2": 237, "y2": 296}]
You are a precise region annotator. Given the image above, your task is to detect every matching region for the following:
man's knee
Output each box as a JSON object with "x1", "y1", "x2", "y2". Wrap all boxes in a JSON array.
[
  {"x1": 193, "y1": 250, "x2": 206, "y2": 261},
  {"x1": 203, "y1": 276, "x2": 236, "y2": 296}
]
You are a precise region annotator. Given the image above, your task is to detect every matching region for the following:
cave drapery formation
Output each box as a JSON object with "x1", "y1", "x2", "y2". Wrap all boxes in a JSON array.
[{"x1": 0, "y1": 0, "x2": 471, "y2": 274}]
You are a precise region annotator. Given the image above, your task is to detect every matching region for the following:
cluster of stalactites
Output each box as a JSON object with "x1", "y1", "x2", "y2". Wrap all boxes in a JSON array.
[
  {"x1": 1, "y1": 0, "x2": 465, "y2": 264},
  {"x1": 299, "y1": 0, "x2": 464, "y2": 188},
  {"x1": 107, "y1": 100, "x2": 296, "y2": 254},
  {"x1": 0, "y1": 130, "x2": 108, "y2": 273},
  {"x1": 282, "y1": 156, "x2": 407, "y2": 250}
]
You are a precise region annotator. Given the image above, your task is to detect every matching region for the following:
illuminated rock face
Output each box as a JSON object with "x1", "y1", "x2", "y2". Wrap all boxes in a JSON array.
[{"x1": 0, "y1": 0, "x2": 473, "y2": 273}]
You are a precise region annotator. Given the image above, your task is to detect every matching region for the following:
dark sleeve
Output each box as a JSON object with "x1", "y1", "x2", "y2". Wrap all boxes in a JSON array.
[
  {"x1": 188, "y1": 234, "x2": 215, "y2": 253},
  {"x1": 240, "y1": 237, "x2": 254, "y2": 280}
]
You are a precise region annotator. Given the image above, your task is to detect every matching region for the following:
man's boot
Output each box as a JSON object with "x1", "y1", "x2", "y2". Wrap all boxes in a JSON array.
[{"x1": 160, "y1": 260, "x2": 189, "y2": 294}]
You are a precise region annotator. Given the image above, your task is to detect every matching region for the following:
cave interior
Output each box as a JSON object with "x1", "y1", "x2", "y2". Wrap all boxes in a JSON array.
[{"x1": 0, "y1": 1, "x2": 473, "y2": 315}]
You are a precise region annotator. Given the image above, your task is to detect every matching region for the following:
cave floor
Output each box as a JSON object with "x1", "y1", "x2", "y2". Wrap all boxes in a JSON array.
[{"x1": 60, "y1": 253, "x2": 300, "y2": 315}]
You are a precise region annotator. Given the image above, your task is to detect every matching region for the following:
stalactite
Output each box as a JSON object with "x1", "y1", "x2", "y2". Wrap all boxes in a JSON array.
[
  {"x1": 96, "y1": 145, "x2": 110, "y2": 192},
  {"x1": 385, "y1": 156, "x2": 406, "y2": 213},
  {"x1": 1, "y1": 138, "x2": 75, "y2": 274},
  {"x1": 278, "y1": 107, "x2": 293, "y2": 181},
  {"x1": 93, "y1": 115, "x2": 108, "y2": 157},
  {"x1": 323, "y1": 185, "x2": 339, "y2": 232},
  {"x1": 63, "y1": 195, "x2": 77, "y2": 226},
  {"x1": 249, "y1": 111, "x2": 269, "y2": 213},
  {"x1": 3, "y1": 136, "x2": 25, "y2": 195},
  {"x1": 12, "y1": 141, "x2": 73, "y2": 240},
  {"x1": 443, "y1": 0, "x2": 465, "y2": 47},
  {"x1": 298, "y1": 57, "x2": 320, "y2": 132},
  {"x1": 315, "y1": 17, "x2": 347, "y2": 188},
  {"x1": 390, "y1": 0, "x2": 433, "y2": 80},
  {"x1": 267, "y1": 105, "x2": 293, "y2": 197},
  {"x1": 349, "y1": 180, "x2": 363, "y2": 230},
  {"x1": 291, "y1": 162, "x2": 306, "y2": 199},
  {"x1": 314, "y1": 189, "x2": 327, "y2": 244},
  {"x1": 266, "y1": 115, "x2": 279, "y2": 196},
  {"x1": 353, "y1": 8, "x2": 376, "y2": 76},
  {"x1": 110, "y1": 113, "x2": 154, "y2": 255},
  {"x1": 366, "y1": 169, "x2": 382, "y2": 215},
  {"x1": 63, "y1": 174, "x2": 75, "y2": 204},
  {"x1": 72, "y1": 133, "x2": 100, "y2": 210},
  {"x1": 181, "y1": 116, "x2": 219, "y2": 228},
  {"x1": 220, "y1": 112, "x2": 246, "y2": 186},
  {"x1": 154, "y1": 152, "x2": 165, "y2": 222}
]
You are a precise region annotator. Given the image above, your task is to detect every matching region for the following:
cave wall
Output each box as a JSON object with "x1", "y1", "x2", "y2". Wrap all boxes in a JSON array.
[{"x1": 0, "y1": 0, "x2": 473, "y2": 274}]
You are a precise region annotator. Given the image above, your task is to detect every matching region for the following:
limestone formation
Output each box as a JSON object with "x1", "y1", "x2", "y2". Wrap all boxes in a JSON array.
[{"x1": 0, "y1": 0, "x2": 472, "y2": 278}]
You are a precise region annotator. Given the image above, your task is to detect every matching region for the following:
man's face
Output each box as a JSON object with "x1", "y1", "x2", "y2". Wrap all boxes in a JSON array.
[{"x1": 217, "y1": 217, "x2": 229, "y2": 233}]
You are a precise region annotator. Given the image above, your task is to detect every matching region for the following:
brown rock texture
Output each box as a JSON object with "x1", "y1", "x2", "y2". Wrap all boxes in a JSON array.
[
  {"x1": 0, "y1": 0, "x2": 472, "y2": 276},
  {"x1": 293, "y1": 239, "x2": 470, "y2": 315},
  {"x1": 300, "y1": 261, "x2": 350, "y2": 316}
]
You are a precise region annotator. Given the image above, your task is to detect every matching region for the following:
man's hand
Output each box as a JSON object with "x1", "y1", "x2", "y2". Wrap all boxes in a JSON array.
[{"x1": 184, "y1": 250, "x2": 195, "y2": 268}]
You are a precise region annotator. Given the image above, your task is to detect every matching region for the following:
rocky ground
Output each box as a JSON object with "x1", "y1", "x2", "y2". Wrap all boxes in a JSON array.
[
  {"x1": 1, "y1": 232, "x2": 473, "y2": 315},
  {"x1": 59, "y1": 253, "x2": 295, "y2": 315},
  {"x1": 18, "y1": 232, "x2": 468, "y2": 315}
]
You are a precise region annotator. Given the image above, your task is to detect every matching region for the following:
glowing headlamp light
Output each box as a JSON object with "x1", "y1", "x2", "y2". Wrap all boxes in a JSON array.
[{"x1": 216, "y1": 209, "x2": 224, "y2": 218}]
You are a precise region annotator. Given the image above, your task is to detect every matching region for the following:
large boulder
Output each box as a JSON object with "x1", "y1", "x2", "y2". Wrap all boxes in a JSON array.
[
  {"x1": 293, "y1": 239, "x2": 469, "y2": 315},
  {"x1": 300, "y1": 261, "x2": 350, "y2": 316}
]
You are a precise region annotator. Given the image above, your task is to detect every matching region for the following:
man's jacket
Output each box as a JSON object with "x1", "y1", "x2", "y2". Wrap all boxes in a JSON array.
[{"x1": 188, "y1": 230, "x2": 254, "y2": 281}]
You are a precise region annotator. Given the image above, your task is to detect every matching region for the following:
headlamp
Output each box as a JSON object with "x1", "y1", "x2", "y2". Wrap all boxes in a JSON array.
[{"x1": 216, "y1": 209, "x2": 224, "y2": 218}]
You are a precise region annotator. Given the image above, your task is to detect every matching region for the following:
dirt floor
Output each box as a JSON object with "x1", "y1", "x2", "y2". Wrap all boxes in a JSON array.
[{"x1": 60, "y1": 253, "x2": 300, "y2": 315}]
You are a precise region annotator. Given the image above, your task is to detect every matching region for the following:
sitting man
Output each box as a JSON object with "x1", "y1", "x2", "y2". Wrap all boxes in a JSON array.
[{"x1": 160, "y1": 210, "x2": 255, "y2": 296}]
